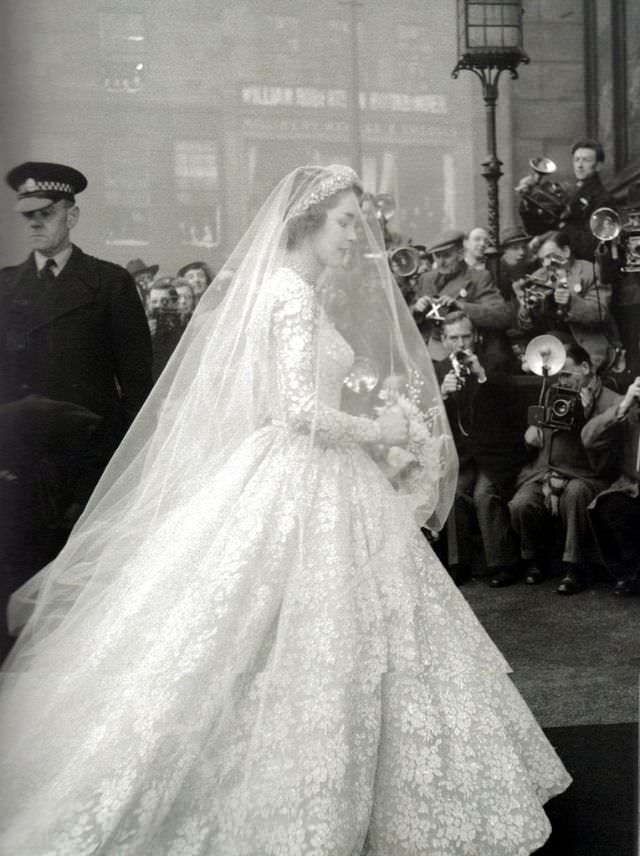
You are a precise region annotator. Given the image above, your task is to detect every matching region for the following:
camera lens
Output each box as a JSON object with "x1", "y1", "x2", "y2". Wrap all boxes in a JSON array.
[{"x1": 551, "y1": 398, "x2": 570, "y2": 417}]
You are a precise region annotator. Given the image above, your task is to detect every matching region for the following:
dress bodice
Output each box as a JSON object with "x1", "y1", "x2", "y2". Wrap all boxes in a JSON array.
[
  {"x1": 266, "y1": 267, "x2": 379, "y2": 446},
  {"x1": 310, "y1": 315, "x2": 354, "y2": 410}
]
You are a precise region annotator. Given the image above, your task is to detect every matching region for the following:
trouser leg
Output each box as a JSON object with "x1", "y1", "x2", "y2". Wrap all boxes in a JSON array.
[
  {"x1": 558, "y1": 479, "x2": 597, "y2": 565},
  {"x1": 445, "y1": 461, "x2": 476, "y2": 567},
  {"x1": 474, "y1": 471, "x2": 519, "y2": 568},
  {"x1": 508, "y1": 481, "x2": 547, "y2": 561},
  {"x1": 592, "y1": 492, "x2": 640, "y2": 563}
]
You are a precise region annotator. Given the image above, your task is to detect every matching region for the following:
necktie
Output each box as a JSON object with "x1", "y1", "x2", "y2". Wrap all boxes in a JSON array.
[{"x1": 39, "y1": 258, "x2": 57, "y2": 287}]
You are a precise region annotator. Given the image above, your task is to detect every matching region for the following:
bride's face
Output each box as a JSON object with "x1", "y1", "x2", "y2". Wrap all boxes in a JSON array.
[{"x1": 308, "y1": 191, "x2": 359, "y2": 269}]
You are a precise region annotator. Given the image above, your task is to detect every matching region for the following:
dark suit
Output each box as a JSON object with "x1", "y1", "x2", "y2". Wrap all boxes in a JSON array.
[
  {"x1": 0, "y1": 244, "x2": 152, "y2": 652},
  {"x1": 435, "y1": 349, "x2": 528, "y2": 571},
  {"x1": 519, "y1": 173, "x2": 615, "y2": 263}
]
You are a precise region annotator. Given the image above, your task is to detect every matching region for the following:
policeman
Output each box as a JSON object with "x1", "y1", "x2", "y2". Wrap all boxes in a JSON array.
[{"x1": 0, "y1": 161, "x2": 153, "y2": 653}]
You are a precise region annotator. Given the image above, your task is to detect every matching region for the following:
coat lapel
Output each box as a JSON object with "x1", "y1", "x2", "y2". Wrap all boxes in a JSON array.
[{"x1": 26, "y1": 246, "x2": 98, "y2": 333}]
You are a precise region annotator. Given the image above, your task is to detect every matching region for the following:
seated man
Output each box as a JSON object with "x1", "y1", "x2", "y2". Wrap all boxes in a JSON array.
[
  {"x1": 583, "y1": 376, "x2": 640, "y2": 595},
  {"x1": 508, "y1": 342, "x2": 619, "y2": 594},
  {"x1": 434, "y1": 311, "x2": 528, "y2": 585},
  {"x1": 411, "y1": 229, "x2": 512, "y2": 361},
  {"x1": 512, "y1": 230, "x2": 619, "y2": 371}
]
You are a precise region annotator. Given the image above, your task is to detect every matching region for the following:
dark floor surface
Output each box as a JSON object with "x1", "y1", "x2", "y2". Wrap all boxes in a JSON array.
[{"x1": 461, "y1": 574, "x2": 639, "y2": 855}]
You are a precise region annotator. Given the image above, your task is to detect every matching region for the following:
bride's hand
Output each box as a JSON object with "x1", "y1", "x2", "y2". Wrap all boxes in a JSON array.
[{"x1": 377, "y1": 408, "x2": 409, "y2": 446}]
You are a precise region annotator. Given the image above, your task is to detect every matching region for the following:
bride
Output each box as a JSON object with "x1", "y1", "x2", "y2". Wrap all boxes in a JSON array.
[{"x1": 0, "y1": 164, "x2": 570, "y2": 854}]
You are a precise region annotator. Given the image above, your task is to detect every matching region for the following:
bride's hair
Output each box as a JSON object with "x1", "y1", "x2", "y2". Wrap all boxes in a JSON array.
[{"x1": 285, "y1": 168, "x2": 363, "y2": 250}]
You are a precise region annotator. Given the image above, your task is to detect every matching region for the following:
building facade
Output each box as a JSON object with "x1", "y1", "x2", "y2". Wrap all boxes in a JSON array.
[
  {"x1": 0, "y1": 0, "x2": 479, "y2": 274},
  {"x1": 0, "y1": 0, "x2": 633, "y2": 275}
]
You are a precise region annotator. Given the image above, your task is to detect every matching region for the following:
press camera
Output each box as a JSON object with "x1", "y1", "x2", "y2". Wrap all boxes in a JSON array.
[
  {"x1": 515, "y1": 156, "x2": 570, "y2": 233},
  {"x1": 590, "y1": 206, "x2": 640, "y2": 273},
  {"x1": 450, "y1": 349, "x2": 474, "y2": 383},
  {"x1": 527, "y1": 370, "x2": 583, "y2": 431},
  {"x1": 519, "y1": 254, "x2": 568, "y2": 316},
  {"x1": 149, "y1": 287, "x2": 186, "y2": 335}
]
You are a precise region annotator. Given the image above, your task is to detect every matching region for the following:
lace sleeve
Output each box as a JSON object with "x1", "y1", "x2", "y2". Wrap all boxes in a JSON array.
[{"x1": 271, "y1": 274, "x2": 382, "y2": 445}]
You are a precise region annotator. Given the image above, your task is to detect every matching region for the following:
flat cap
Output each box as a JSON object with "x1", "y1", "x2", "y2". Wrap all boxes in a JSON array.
[
  {"x1": 500, "y1": 225, "x2": 530, "y2": 247},
  {"x1": 6, "y1": 161, "x2": 87, "y2": 213},
  {"x1": 425, "y1": 229, "x2": 465, "y2": 255}
]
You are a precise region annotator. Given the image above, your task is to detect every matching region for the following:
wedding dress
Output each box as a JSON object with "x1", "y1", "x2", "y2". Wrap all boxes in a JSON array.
[{"x1": 0, "y1": 166, "x2": 570, "y2": 855}]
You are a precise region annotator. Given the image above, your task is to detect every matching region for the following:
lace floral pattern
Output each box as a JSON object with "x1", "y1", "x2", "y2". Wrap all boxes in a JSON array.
[{"x1": 0, "y1": 269, "x2": 570, "y2": 854}]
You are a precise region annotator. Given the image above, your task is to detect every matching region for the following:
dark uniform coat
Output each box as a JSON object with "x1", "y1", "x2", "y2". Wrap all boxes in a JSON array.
[{"x1": 0, "y1": 245, "x2": 152, "y2": 576}]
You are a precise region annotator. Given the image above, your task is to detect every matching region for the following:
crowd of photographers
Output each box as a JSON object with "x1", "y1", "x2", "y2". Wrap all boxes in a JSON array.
[{"x1": 389, "y1": 137, "x2": 640, "y2": 598}]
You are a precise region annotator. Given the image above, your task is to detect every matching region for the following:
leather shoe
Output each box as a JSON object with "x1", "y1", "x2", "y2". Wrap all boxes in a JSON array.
[
  {"x1": 524, "y1": 562, "x2": 545, "y2": 585},
  {"x1": 614, "y1": 576, "x2": 640, "y2": 596},
  {"x1": 556, "y1": 569, "x2": 583, "y2": 595},
  {"x1": 488, "y1": 565, "x2": 522, "y2": 588}
]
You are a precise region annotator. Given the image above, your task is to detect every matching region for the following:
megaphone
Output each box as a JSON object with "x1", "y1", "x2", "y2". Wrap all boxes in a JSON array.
[{"x1": 524, "y1": 334, "x2": 566, "y2": 377}]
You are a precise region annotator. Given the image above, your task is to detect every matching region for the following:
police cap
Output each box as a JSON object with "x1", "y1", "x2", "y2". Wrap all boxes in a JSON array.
[{"x1": 6, "y1": 161, "x2": 88, "y2": 213}]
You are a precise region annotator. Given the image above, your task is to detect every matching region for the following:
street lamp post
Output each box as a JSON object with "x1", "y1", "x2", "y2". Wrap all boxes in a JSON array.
[
  {"x1": 452, "y1": 0, "x2": 529, "y2": 283},
  {"x1": 340, "y1": 0, "x2": 364, "y2": 177}
]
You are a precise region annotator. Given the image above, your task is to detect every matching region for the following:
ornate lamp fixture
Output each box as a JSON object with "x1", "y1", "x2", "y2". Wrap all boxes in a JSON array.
[{"x1": 453, "y1": 1, "x2": 529, "y2": 279}]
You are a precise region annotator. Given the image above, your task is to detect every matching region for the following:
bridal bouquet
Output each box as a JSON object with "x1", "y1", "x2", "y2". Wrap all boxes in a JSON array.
[{"x1": 373, "y1": 373, "x2": 450, "y2": 521}]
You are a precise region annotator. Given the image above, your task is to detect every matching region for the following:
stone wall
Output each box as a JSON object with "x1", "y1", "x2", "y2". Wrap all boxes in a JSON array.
[{"x1": 494, "y1": 0, "x2": 587, "y2": 228}]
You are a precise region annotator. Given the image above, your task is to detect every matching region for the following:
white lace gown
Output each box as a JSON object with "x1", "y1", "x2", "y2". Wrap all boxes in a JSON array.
[{"x1": 0, "y1": 270, "x2": 570, "y2": 855}]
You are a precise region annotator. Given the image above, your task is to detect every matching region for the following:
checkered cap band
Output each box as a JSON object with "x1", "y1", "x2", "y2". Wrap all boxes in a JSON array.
[{"x1": 18, "y1": 179, "x2": 74, "y2": 195}]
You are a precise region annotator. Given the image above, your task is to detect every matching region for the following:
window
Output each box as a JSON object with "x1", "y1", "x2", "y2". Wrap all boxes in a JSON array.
[
  {"x1": 100, "y1": 11, "x2": 146, "y2": 93},
  {"x1": 104, "y1": 139, "x2": 150, "y2": 246},
  {"x1": 175, "y1": 141, "x2": 221, "y2": 250}
]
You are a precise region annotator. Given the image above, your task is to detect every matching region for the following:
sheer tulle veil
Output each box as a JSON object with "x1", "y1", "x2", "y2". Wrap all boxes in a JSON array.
[{"x1": 4, "y1": 164, "x2": 457, "y2": 664}]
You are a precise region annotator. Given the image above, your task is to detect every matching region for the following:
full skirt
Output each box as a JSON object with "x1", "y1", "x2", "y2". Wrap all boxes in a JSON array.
[{"x1": 0, "y1": 426, "x2": 571, "y2": 855}]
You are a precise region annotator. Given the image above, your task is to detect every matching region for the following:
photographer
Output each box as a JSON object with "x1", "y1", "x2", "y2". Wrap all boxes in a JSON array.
[
  {"x1": 508, "y1": 343, "x2": 619, "y2": 594},
  {"x1": 498, "y1": 225, "x2": 537, "y2": 302},
  {"x1": 513, "y1": 231, "x2": 619, "y2": 371},
  {"x1": 463, "y1": 226, "x2": 488, "y2": 271},
  {"x1": 583, "y1": 376, "x2": 640, "y2": 595},
  {"x1": 411, "y1": 229, "x2": 512, "y2": 361},
  {"x1": 435, "y1": 311, "x2": 528, "y2": 586},
  {"x1": 147, "y1": 276, "x2": 195, "y2": 380},
  {"x1": 517, "y1": 139, "x2": 616, "y2": 263}
]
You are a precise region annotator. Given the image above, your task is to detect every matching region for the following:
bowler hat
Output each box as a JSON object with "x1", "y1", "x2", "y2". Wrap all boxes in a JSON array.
[
  {"x1": 126, "y1": 258, "x2": 159, "y2": 279},
  {"x1": 6, "y1": 161, "x2": 87, "y2": 213},
  {"x1": 500, "y1": 225, "x2": 530, "y2": 248},
  {"x1": 425, "y1": 229, "x2": 465, "y2": 255}
]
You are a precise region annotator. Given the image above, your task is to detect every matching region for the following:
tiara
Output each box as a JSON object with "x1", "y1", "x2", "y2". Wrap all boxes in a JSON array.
[{"x1": 287, "y1": 165, "x2": 361, "y2": 219}]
